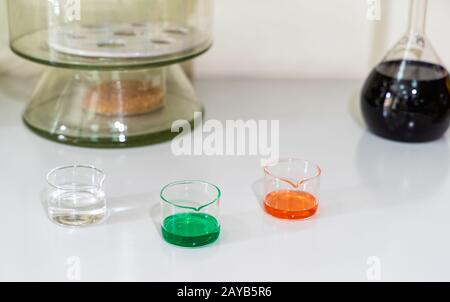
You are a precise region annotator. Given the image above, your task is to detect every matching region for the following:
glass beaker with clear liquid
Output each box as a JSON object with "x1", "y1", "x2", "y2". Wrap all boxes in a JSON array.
[{"x1": 45, "y1": 165, "x2": 107, "y2": 227}]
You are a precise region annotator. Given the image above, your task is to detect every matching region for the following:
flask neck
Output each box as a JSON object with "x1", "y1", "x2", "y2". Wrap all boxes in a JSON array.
[{"x1": 407, "y1": 0, "x2": 428, "y2": 35}]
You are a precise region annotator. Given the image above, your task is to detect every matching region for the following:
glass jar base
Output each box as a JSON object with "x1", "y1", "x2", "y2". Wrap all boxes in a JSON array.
[
  {"x1": 24, "y1": 118, "x2": 194, "y2": 148},
  {"x1": 23, "y1": 65, "x2": 202, "y2": 148}
]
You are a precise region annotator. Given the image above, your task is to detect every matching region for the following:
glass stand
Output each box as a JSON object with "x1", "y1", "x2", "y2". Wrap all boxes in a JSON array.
[{"x1": 24, "y1": 65, "x2": 202, "y2": 147}]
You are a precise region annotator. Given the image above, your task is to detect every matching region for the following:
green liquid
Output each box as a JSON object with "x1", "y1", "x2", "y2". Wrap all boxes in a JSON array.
[{"x1": 162, "y1": 213, "x2": 220, "y2": 247}]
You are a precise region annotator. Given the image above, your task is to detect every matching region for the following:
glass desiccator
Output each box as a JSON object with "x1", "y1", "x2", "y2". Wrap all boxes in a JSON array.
[{"x1": 7, "y1": 0, "x2": 213, "y2": 147}]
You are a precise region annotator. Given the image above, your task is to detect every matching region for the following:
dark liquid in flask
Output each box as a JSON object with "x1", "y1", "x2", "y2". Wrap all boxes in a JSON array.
[{"x1": 361, "y1": 60, "x2": 450, "y2": 142}]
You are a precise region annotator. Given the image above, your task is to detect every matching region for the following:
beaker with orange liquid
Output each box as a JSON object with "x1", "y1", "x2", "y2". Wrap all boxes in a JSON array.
[{"x1": 263, "y1": 159, "x2": 321, "y2": 220}]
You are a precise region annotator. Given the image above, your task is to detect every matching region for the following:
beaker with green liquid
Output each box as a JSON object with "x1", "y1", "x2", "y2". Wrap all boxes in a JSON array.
[{"x1": 160, "y1": 180, "x2": 221, "y2": 248}]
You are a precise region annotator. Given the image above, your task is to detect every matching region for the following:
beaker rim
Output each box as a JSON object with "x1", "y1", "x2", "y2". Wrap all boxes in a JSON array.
[
  {"x1": 160, "y1": 180, "x2": 221, "y2": 211},
  {"x1": 263, "y1": 158, "x2": 322, "y2": 183},
  {"x1": 46, "y1": 164, "x2": 106, "y2": 190}
]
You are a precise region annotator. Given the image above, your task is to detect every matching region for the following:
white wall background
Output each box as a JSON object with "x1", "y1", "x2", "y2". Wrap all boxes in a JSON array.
[
  {"x1": 196, "y1": 0, "x2": 450, "y2": 79},
  {"x1": 2, "y1": 0, "x2": 450, "y2": 80}
]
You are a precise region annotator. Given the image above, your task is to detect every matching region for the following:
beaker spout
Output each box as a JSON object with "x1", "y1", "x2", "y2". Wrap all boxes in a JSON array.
[{"x1": 279, "y1": 178, "x2": 307, "y2": 189}]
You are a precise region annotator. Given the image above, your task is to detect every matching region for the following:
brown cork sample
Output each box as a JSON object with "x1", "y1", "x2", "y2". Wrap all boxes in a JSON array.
[{"x1": 83, "y1": 80, "x2": 165, "y2": 116}]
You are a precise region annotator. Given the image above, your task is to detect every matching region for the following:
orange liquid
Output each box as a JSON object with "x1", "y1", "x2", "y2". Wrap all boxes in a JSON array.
[{"x1": 264, "y1": 190, "x2": 318, "y2": 220}]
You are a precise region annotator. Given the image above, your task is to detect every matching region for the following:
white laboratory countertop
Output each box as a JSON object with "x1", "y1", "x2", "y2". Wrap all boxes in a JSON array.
[{"x1": 0, "y1": 76, "x2": 449, "y2": 282}]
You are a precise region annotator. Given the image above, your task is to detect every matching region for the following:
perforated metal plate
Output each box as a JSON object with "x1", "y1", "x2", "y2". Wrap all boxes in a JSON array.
[{"x1": 48, "y1": 22, "x2": 207, "y2": 58}]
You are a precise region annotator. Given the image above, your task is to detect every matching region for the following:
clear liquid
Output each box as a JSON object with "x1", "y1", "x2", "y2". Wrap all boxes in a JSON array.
[{"x1": 47, "y1": 190, "x2": 106, "y2": 227}]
